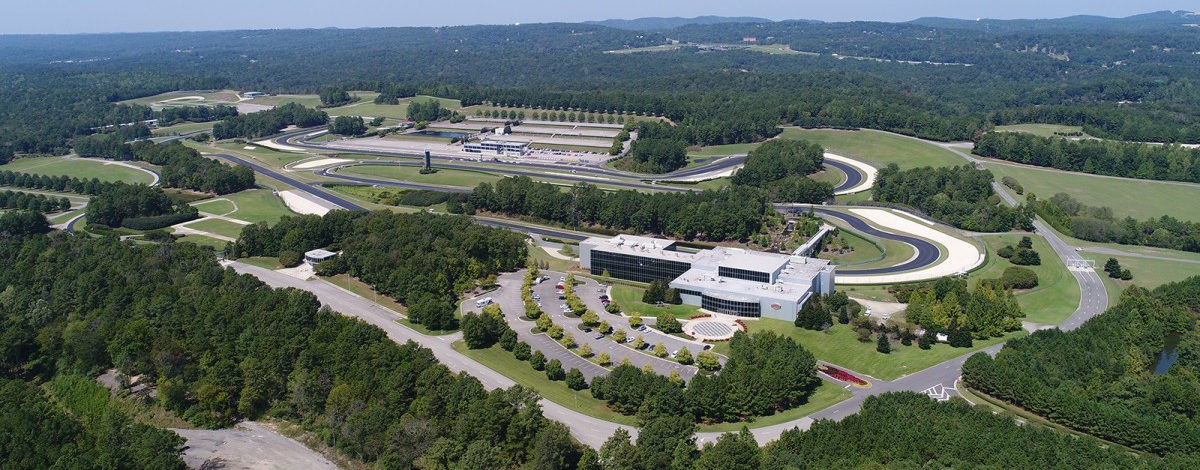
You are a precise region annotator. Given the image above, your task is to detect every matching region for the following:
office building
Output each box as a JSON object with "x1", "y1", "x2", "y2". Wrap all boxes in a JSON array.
[{"x1": 579, "y1": 234, "x2": 834, "y2": 321}]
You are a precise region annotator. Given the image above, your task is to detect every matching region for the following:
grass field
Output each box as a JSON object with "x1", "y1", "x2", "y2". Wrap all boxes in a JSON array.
[
  {"x1": 993, "y1": 123, "x2": 1087, "y2": 138},
  {"x1": 780, "y1": 128, "x2": 964, "y2": 169},
  {"x1": 323, "y1": 95, "x2": 461, "y2": 120},
  {"x1": 337, "y1": 165, "x2": 504, "y2": 187},
  {"x1": 453, "y1": 341, "x2": 849, "y2": 431},
  {"x1": 237, "y1": 256, "x2": 284, "y2": 270},
  {"x1": 118, "y1": 90, "x2": 241, "y2": 107},
  {"x1": 182, "y1": 218, "x2": 247, "y2": 239},
  {"x1": 192, "y1": 198, "x2": 236, "y2": 214},
  {"x1": 219, "y1": 189, "x2": 297, "y2": 224},
  {"x1": 971, "y1": 234, "x2": 1079, "y2": 325},
  {"x1": 686, "y1": 128, "x2": 965, "y2": 170},
  {"x1": 610, "y1": 285, "x2": 701, "y2": 319},
  {"x1": 454, "y1": 342, "x2": 639, "y2": 426},
  {"x1": 245, "y1": 94, "x2": 324, "y2": 108},
  {"x1": 1, "y1": 157, "x2": 156, "y2": 184},
  {"x1": 713, "y1": 318, "x2": 1025, "y2": 380},
  {"x1": 817, "y1": 229, "x2": 885, "y2": 266},
  {"x1": 1095, "y1": 254, "x2": 1200, "y2": 295},
  {"x1": 985, "y1": 162, "x2": 1200, "y2": 222},
  {"x1": 809, "y1": 166, "x2": 847, "y2": 187},
  {"x1": 175, "y1": 234, "x2": 228, "y2": 249},
  {"x1": 529, "y1": 244, "x2": 577, "y2": 273},
  {"x1": 151, "y1": 121, "x2": 214, "y2": 136},
  {"x1": 202, "y1": 142, "x2": 311, "y2": 167}
]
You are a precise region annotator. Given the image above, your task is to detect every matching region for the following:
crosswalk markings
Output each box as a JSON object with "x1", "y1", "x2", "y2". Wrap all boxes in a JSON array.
[{"x1": 922, "y1": 383, "x2": 956, "y2": 401}]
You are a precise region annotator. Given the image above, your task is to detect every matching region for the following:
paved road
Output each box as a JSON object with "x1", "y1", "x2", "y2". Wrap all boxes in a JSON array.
[
  {"x1": 211, "y1": 153, "x2": 365, "y2": 211},
  {"x1": 802, "y1": 207, "x2": 940, "y2": 276}
]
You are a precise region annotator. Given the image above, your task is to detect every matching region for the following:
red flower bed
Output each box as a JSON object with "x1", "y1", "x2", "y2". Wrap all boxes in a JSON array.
[
  {"x1": 819, "y1": 365, "x2": 868, "y2": 386},
  {"x1": 689, "y1": 314, "x2": 712, "y2": 320},
  {"x1": 733, "y1": 319, "x2": 748, "y2": 331}
]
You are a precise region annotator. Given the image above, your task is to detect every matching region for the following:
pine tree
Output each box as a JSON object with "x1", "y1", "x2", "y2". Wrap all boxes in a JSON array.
[{"x1": 876, "y1": 333, "x2": 891, "y2": 354}]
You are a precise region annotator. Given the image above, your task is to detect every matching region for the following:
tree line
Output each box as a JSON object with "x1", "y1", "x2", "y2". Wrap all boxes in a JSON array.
[
  {"x1": 1032, "y1": 192, "x2": 1200, "y2": 254},
  {"x1": 0, "y1": 190, "x2": 71, "y2": 213},
  {"x1": 156, "y1": 104, "x2": 238, "y2": 126},
  {"x1": 466, "y1": 176, "x2": 770, "y2": 241},
  {"x1": 963, "y1": 278, "x2": 1200, "y2": 455},
  {"x1": 874, "y1": 164, "x2": 1034, "y2": 232},
  {"x1": 0, "y1": 225, "x2": 582, "y2": 468},
  {"x1": 73, "y1": 137, "x2": 255, "y2": 194},
  {"x1": 231, "y1": 211, "x2": 528, "y2": 330},
  {"x1": 211, "y1": 102, "x2": 328, "y2": 139},
  {"x1": 0, "y1": 169, "x2": 120, "y2": 196},
  {"x1": 975, "y1": 131, "x2": 1200, "y2": 183}
]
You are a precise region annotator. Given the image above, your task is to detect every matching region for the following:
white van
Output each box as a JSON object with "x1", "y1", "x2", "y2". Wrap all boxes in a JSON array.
[{"x1": 475, "y1": 297, "x2": 493, "y2": 308}]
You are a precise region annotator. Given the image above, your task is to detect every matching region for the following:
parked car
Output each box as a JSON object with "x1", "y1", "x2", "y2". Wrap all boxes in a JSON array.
[
  {"x1": 594, "y1": 333, "x2": 605, "y2": 340},
  {"x1": 532, "y1": 294, "x2": 540, "y2": 300}
]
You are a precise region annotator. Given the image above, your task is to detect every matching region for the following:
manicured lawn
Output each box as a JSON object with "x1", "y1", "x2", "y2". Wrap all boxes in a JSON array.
[
  {"x1": 985, "y1": 162, "x2": 1200, "y2": 222},
  {"x1": 610, "y1": 284, "x2": 701, "y2": 319},
  {"x1": 324, "y1": 274, "x2": 407, "y2": 315},
  {"x1": 175, "y1": 234, "x2": 227, "y2": 249},
  {"x1": 201, "y1": 141, "x2": 311, "y2": 167},
  {"x1": 182, "y1": 218, "x2": 246, "y2": 239},
  {"x1": 714, "y1": 318, "x2": 1025, "y2": 380},
  {"x1": 662, "y1": 177, "x2": 732, "y2": 191},
  {"x1": 993, "y1": 124, "x2": 1088, "y2": 138},
  {"x1": 220, "y1": 189, "x2": 298, "y2": 224},
  {"x1": 191, "y1": 198, "x2": 236, "y2": 215},
  {"x1": 816, "y1": 229, "x2": 884, "y2": 266},
  {"x1": 971, "y1": 234, "x2": 1080, "y2": 325},
  {"x1": 779, "y1": 128, "x2": 964, "y2": 169},
  {"x1": 118, "y1": 90, "x2": 240, "y2": 107},
  {"x1": 337, "y1": 164, "x2": 504, "y2": 188},
  {"x1": 529, "y1": 244, "x2": 577, "y2": 273},
  {"x1": 809, "y1": 166, "x2": 847, "y2": 187},
  {"x1": 686, "y1": 142, "x2": 760, "y2": 157},
  {"x1": 151, "y1": 121, "x2": 215, "y2": 136},
  {"x1": 454, "y1": 342, "x2": 640, "y2": 426},
  {"x1": 245, "y1": 94, "x2": 324, "y2": 108},
  {"x1": 2, "y1": 156, "x2": 155, "y2": 184},
  {"x1": 237, "y1": 256, "x2": 283, "y2": 270},
  {"x1": 1093, "y1": 254, "x2": 1200, "y2": 292}
]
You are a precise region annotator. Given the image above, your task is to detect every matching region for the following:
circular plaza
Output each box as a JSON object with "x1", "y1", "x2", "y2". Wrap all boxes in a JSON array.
[{"x1": 682, "y1": 314, "x2": 746, "y2": 342}]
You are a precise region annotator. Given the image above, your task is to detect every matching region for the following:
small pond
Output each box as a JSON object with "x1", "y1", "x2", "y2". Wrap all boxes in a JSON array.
[{"x1": 1153, "y1": 332, "x2": 1181, "y2": 375}]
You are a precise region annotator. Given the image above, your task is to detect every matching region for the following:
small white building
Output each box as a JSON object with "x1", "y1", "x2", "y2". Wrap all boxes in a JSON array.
[{"x1": 304, "y1": 249, "x2": 338, "y2": 265}]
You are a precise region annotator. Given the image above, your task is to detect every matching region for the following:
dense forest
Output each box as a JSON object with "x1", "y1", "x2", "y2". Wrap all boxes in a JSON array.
[
  {"x1": 963, "y1": 278, "x2": 1200, "y2": 455},
  {"x1": 84, "y1": 183, "x2": 197, "y2": 229},
  {"x1": 731, "y1": 139, "x2": 834, "y2": 203},
  {"x1": 0, "y1": 377, "x2": 187, "y2": 469},
  {"x1": 211, "y1": 103, "x2": 328, "y2": 139},
  {"x1": 73, "y1": 138, "x2": 255, "y2": 194},
  {"x1": 232, "y1": 211, "x2": 527, "y2": 330},
  {"x1": 975, "y1": 131, "x2": 1200, "y2": 183},
  {"x1": 0, "y1": 225, "x2": 580, "y2": 468},
  {"x1": 1032, "y1": 192, "x2": 1200, "y2": 253},
  {"x1": 874, "y1": 164, "x2": 1034, "y2": 232},
  {"x1": 465, "y1": 176, "x2": 770, "y2": 241}
]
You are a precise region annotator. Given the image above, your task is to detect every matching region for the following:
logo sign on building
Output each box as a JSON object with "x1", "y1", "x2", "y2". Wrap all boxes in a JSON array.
[{"x1": 771, "y1": 303, "x2": 782, "y2": 310}]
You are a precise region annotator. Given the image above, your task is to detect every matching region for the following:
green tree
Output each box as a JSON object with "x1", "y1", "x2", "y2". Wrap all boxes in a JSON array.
[
  {"x1": 656, "y1": 314, "x2": 682, "y2": 334},
  {"x1": 695, "y1": 351, "x2": 721, "y2": 371},
  {"x1": 596, "y1": 351, "x2": 611, "y2": 366},
  {"x1": 530, "y1": 351, "x2": 546, "y2": 370},
  {"x1": 545, "y1": 359, "x2": 565, "y2": 380},
  {"x1": 695, "y1": 428, "x2": 760, "y2": 470},
  {"x1": 612, "y1": 329, "x2": 627, "y2": 343},
  {"x1": 654, "y1": 343, "x2": 668, "y2": 358},
  {"x1": 676, "y1": 346, "x2": 693, "y2": 365},
  {"x1": 566, "y1": 369, "x2": 587, "y2": 390},
  {"x1": 876, "y1": 333, "x2": 891, "y2": 354}
]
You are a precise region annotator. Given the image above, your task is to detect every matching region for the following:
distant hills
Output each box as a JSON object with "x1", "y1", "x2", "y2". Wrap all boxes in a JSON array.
[
  {"x1": 909, "y1": 10, "x2": 1198, "y2": 32},
  {"x1": 584, "y1": 16, "x2": 774, "y2": 31}
]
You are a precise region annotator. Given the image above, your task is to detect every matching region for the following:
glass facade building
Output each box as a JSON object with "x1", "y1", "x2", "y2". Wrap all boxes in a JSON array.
[
  {"x1": 701, "y1": 294, "x2": 761, "y2": 317},
  {"x1": 718, "y1": 266, "x2": 771, "y2": 283},
  {"x1": 588, "y1": 250, "x2": 692, "y2": 284}
]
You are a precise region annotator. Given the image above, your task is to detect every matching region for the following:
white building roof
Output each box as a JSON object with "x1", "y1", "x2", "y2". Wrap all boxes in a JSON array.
[{"x1": 305, "y1": 248, "x2": 337, "y2": 259}]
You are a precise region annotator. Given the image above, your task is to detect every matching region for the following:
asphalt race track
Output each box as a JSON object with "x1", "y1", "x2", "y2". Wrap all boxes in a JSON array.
[{"x1": 806, "y1": 207, "x2": 939, "y2": 275}]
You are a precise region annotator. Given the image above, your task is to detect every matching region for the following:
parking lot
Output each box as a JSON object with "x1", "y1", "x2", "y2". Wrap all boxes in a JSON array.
[{"x1": 462, "y1": 270, "x2": 706, "y2": 381}]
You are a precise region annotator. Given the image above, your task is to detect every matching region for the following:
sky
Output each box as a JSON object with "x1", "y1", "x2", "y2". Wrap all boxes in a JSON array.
[{"x1": 3, "y1": 0, "x2": 1196, "y2": 34}]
